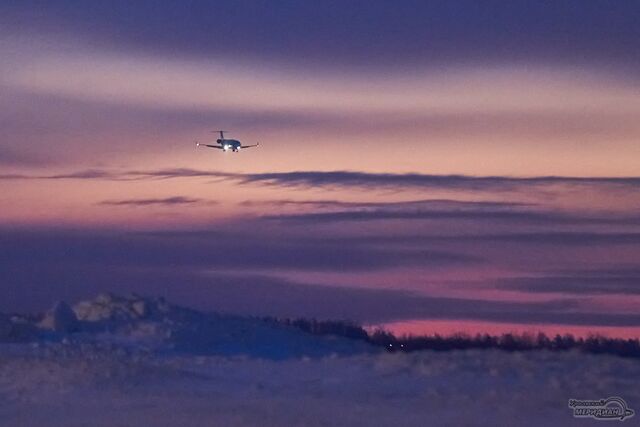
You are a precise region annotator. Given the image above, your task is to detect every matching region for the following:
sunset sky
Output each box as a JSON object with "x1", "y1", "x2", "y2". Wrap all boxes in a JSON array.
[{"x1": 2, "y1": 1, "x2": 640, "y2": 337}]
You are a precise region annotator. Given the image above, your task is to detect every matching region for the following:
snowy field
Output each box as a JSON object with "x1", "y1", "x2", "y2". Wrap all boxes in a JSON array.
[{"x1": 0, "y1": 294, "x2": 638, "y2": 426}]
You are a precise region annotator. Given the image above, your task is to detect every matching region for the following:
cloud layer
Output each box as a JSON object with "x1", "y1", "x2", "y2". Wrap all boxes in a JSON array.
[
  {"x1": 5, "y1": 168, "x2": 640, "y2": 190},
  {"x1": 3, "y1": 1, "x2": 640, "y2": 69},
  {"x1": 3, "y1": 227, "x2": 640, "y2": 327},
  {"x1": 1, "y1": 1, "x2": 639, "y2": 336},
  {"x1": 98, "y1": 196, "x2": 210, "y2": 207}
]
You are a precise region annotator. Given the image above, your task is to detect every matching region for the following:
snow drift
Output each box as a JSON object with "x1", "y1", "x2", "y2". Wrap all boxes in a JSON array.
[
  {"x1": 0, "y1": 293, "x2": 638, "y2": 426},
  {"x1": 3, "y1": 293, "x2": 372, "y2": 359}
]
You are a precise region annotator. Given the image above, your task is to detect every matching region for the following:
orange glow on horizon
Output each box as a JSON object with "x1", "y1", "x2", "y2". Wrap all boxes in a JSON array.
[{"x1": 370, "y1": 319, "x2": 640, "y2": 340}]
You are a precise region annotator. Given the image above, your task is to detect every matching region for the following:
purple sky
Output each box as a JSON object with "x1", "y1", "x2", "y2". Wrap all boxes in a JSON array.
[{"x1": 1, "y1": 0, "x2": 640, "y2": 337}]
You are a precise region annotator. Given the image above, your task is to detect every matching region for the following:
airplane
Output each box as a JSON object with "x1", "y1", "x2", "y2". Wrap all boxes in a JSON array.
[{"x1": 196, "y1": 131, "x2": 259, "y2": 152}]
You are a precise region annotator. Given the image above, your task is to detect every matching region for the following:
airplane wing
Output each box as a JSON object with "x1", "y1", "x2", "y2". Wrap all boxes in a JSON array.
[
  {"x1": 196, "y1": 143, "x2": 223, "y2": 149},
  {"x1": 241, "y1": 142, "x2": 260, "y2": 148}
]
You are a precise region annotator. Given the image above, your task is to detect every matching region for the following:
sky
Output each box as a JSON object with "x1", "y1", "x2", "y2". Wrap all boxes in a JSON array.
[{"x1": 1, "y1": 0, "x2": 640, "y2": 337}]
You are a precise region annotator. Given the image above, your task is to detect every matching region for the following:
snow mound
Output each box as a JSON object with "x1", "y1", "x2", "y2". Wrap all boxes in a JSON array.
[
  {"x1": 1, "y1": 293, "x2": 374, "y2": 359},
  {"x1": 0, "y1": 294, "x2": 638, "y2": 426},
  {"x1": 39, "y1": 301, "x2": 79, "y2": 333},
  {"x1": 73, "y1": 292, "x2": 169, "y2": 322}
]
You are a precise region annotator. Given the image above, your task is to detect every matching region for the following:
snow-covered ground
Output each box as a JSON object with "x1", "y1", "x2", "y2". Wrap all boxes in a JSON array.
[{"x1": 0, "y1": 294, "x2": 638, "y2": 426}]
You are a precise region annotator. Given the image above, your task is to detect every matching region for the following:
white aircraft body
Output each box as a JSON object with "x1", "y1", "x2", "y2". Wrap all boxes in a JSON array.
[{"x1": 196, "y1": 131, "x2": 259, "y2": 152}]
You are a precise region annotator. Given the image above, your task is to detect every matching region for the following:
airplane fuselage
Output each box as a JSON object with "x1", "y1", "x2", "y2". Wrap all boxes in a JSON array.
[
  {"x1": 196, "y1": 131, "x2": 258, "y2": 153},
  {"x1": 217, "y1": 138, "x2": 242, "y2": 152}
]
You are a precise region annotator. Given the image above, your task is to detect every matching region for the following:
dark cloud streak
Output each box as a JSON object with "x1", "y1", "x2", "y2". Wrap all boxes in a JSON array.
[
  {"x1": 263, "y1": 209, "x2": 640, "y2": 227},
  {"x1": 227, "y1": 171, "x2": 640, "y2": 192},
  {"x1": 0, "y1": 228, "x2": 479, "y2": 273},
  {"x1": 495, "y1": 275, "x2": 640, "y2": 296},
  {"x1": 98, "y1": 196, "x2": 211, "y2": 207},
  {"x1": 4, "y1": 168, "x2": 640, "y2": 192},
  {"x1": 241, "y1": 198, "x2": 527, "y2": 210},
  {"x1": 341, "y1": 232, "x2": 640, "y2": 248}
]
